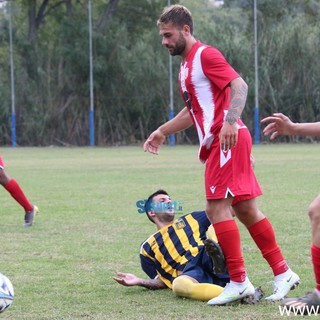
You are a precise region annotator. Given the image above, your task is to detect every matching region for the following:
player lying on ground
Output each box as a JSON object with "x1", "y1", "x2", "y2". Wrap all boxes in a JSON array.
[
  {"x1": 113, "y1": 190, "x2": 263, "y2": 303},
  {"x1": 262, "y1": 113, "x2": 320, "y2": 315}
]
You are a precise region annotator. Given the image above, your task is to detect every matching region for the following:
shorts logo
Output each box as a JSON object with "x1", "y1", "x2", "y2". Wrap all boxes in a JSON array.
[
  {"x1": 220, "y1": 149, "x2": 231, "y2": 167},
  {"x1": 210, "y1": 186, "x2": 216, "y2": 194}
]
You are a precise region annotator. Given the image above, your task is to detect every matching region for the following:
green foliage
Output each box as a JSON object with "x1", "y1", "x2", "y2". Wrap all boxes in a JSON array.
[
  {"x1": 0, "y1": 0, "x2": 319, "y2": 145},
  {"x1": 257, "y1": 6, "x2": 320, "y2": 124}
]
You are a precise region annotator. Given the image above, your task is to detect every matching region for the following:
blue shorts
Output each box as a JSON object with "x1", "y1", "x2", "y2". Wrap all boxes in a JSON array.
[{"x1": 182, "y1": 246, "x2": 229, "y2": 287}]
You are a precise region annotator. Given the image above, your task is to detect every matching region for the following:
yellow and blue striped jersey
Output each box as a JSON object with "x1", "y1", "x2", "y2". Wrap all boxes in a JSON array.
[{"x1": 139, "y1": 211, "x2": 212, "y2": 288}]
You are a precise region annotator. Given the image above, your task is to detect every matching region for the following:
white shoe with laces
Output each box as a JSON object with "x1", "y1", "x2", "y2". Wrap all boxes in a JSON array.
[
  {"x1": 265, "y1": 270, "x2": 300, "y2": 301},
  {"x1": 207, "y1": 277, "x2": 255, "y2": 306}
]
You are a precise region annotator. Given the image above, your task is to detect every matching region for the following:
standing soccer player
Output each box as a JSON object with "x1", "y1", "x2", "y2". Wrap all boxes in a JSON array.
[
  {"x1": 262, "y1": 113, "x2": 320, "y2": 314},
  {"x1": 143, "y1": 5, "x2": 299, "y2": 305},
  {"x1": 0, "y1": 155, "x2": 39, "y2": 227}
]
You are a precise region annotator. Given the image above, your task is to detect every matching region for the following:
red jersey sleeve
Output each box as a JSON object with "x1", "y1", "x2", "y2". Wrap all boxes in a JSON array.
[{"x1": 201, "y1": 46, "x2": 240, "y2": 90}]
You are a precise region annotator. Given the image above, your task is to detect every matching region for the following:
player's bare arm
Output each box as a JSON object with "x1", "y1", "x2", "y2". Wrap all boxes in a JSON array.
[
  {"x1": 113, "y1": 272, "x2": 166, "y2": 290},
  {"x1": 226, "y1": 77, "x2": 248, "y2": 124},
  {"x1": 292, "y1": 122, "x2": 320, "y2": 136},
  {"x1": 144, "y1": 107, "x2": 192, "y2": 154},
  {"x1": 139, "y1": 277, "x2": 167, "y2": 290},
  {"x1": 261, "y1": 113, "x2": 320, "y2": 139},
  {"x1": 220, "y1": 77, "x2": 248, "y2": 151}
]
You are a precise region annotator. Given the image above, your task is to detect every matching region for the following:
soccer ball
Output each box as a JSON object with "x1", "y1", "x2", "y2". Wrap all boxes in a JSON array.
[{"x1": 0, "y1": 273, "x2": 14, "y2": 313}]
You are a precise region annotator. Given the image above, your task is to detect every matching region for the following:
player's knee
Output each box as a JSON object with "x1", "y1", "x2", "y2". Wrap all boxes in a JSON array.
[
  {"x1": 0, "y1": 168, "x2": 8, "y2": 186},
  {"x1": 172, "y1": 276, "x2": 193, "y2": 297},
  {"x1": 308, "y1": 196, "x2": 320, "y2": 224}
]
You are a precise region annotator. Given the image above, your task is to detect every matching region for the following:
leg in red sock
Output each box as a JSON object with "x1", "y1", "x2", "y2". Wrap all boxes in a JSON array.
[
  {"x1": 214, "y1": 220, "x2": 246, "y2": 282},
  {"x1": 0, "y1": 160, "x2": 38, "y2": 226},
  {"x1": 248, "y1": 217, "x2": 288, "y2": 276},
  {"x1": 248, "y1": 218, "x2": 300, "y2": 300},
  {"x1": 4, "y1": 179, "x2": 33, "y2": 212},
  {"x1": 208, "y1": 220, "x2": 256, "y2": 305},
  {"x1": 311, "y1": 244, "x2": 320, "y2": 292}
]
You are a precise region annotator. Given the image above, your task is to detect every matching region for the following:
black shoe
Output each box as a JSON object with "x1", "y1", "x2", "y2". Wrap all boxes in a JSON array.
[
  {"x1": 24, "y1": 205, "x2": 39, "y2": 227},
  {"x1": 204, "y1": 238, "x2": 227, "y2": 274}
]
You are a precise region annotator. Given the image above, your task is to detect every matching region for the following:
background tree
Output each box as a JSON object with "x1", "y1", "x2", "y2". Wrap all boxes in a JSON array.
[{"x1": 0, "y1": 0, "x2": 319, "y2": 146}]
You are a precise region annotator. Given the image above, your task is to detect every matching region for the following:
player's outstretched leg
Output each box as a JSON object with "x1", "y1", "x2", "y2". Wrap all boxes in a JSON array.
[{"x1": 1, "y1": 174, "x2": 39, "y2": 227}]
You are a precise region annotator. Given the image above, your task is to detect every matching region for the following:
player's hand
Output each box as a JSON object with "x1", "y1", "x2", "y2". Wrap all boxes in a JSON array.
[
  {"x1": 261, "y1": 113, "x2": 294, "y2": 139},
  {"x1": 219, "y1": 122, "x2": 238, "y2": 151},
  {"x1": 113, "y1": 272, "x2": 141, "y2": 287},
  {"x1": 143, "y1": 129, "x2": 166, "y2": 155},
  {"x1": 250, "y1": 154, "x2": 256, "y2": 169}
]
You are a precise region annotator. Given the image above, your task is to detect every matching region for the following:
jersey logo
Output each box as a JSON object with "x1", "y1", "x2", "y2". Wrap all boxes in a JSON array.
[{"x1": 174, "y1": 218, "x2": 186, "y2": 230}]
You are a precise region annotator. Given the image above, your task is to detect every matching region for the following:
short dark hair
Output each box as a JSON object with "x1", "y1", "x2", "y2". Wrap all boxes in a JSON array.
[
  {"x1": 157, "y1": 5, "x2": 193, "y2": 35},
  {"x1": 145, "y1": 189, "x2": 169, "y2": 224}
]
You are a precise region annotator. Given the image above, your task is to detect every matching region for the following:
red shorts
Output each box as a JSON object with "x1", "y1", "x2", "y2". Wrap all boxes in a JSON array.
[
  {"x1": 0, "y1": 156, "x2": 4, "y2": 169},
  {"x1": 204, "y1": 128, "x2": 262, "y2": 205}
]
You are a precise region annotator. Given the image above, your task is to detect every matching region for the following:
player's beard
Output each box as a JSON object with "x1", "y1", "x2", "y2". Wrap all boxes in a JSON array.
[
  {"x1": 157, "y1": 211, "x2": 175, "y2": 224},
  {"x1": 167, "y1": 31, "x2": 186, "y2": 56}
]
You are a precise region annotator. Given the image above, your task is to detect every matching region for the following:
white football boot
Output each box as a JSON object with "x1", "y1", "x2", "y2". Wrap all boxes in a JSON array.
[
  {"x1": 265, "y1": 269, "x2": 300, "y2": 301},
  {"x1": 208, "y1": 277, "x2": 255, "y2": 306}
]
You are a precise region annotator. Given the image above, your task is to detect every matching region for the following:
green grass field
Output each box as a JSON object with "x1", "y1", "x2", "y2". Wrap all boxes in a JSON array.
[{"x1": 0, "y1": 145, "x2": 318, "y2": 319}]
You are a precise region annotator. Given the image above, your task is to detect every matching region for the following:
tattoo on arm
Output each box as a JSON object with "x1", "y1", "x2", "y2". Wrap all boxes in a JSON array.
[{"x1": 226, "y1": 81, "x2": 248, "y2": 125}]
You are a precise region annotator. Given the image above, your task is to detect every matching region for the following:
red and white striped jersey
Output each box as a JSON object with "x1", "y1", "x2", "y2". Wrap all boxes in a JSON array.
[{"x1": 178, "y1": 41, "x2": 246, "y2": 163}]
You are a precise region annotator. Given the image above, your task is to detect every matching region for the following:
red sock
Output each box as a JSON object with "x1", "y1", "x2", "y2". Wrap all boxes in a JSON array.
[
  {"x1": 214, "y1": 220, "x2": 246, "y2": 282},
  {"x1": 311, "y1": 244, "x2": 320, "y2": 291},
  {"x1": 4, "y1": 179, "x2": 33, "y2": 212},
  {"x1": 248, "y1": 218, "x2": 288, "y2": 276}
]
